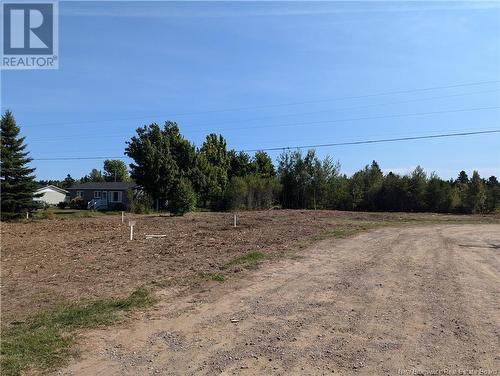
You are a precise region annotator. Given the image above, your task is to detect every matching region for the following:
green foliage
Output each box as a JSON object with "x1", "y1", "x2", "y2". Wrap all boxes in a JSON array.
[
  {"x1": 57, "y1": 201, "x2": 68, "y2": 209},
  {"x1": 69, "y1": 197, "x2": 86, "y2": 210},
  {"x1": 467, "y1": 171, "x2": 486, "y2": 213},
  {"x1": 121, "y1": 118, "x2": 498, "y2": 215},
  {"x1": 195, "y1": 134, "x2": 230, "y2": 209},
  {"x1": 224, "y1": 174, "x2": 281, "y2": 210},
  {"x1": 80, "y1": 168, "x2": 104, "y2": 183},
  {"x1": 36, "y1": 209, "x2": 56, "y2": 220},
  {"x1": 252, "y1": 151, "x2": 275, "y2": 177},
  {"x1": 223, "y1": 251, "x2": 266, "y2": 269},
  {"x1": 128, "y1": 190, "x2": 153, "y2": 214},
  {"x1": 62, "y1": 174, "x2": 75, "y2": 189},
  {"x1": 169, "y1": 178, "x2": 196, "y2": 216},
  {"x1": 485, "y1": 176, "x2": 500, "y2": 212},
  {"x1": 103, "y1": 159, "x2": 129, "y2": 182},
  {"x1": 125, "y1": 122, "x2": 196, "y2": 210},
  {"x1": 278, "y1": 149, "x2": 340, "y2": 209},
  {"x1": 228, "y1": 150, "x2": 253, "y2": 178},
  {"x1": 1, "y1": 111, "x2": 39, "y2": 220},
  {"x1": 0, "y1": 288, "x2": 154, "y2": 376},
  {"x1": 199, "y1": 273, "x2": 225, "y2": 282},
  {"x1": 276, "y1": 149, "x2": 497, "y2": 214},
  {"x1": 125, "y1": 123, "x2": 179, "y2": 209}
]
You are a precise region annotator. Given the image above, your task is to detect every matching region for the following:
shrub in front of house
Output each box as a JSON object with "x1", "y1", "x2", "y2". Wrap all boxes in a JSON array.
[
  {"x1": 108, "y1": 202, "x2": 124, "y2": 211},
  {"x1": 69, "y1": 197, "x2": 86, "y2": 210},
  {"x1": 38, "y1": 209, "x2": 55, "y2": 220},
  {"x1": 128, "y1": 190, "x2": 153, "y2": 214},
  {"x1": 57, "y1": 201, "x2": 68, "y2": 209}
]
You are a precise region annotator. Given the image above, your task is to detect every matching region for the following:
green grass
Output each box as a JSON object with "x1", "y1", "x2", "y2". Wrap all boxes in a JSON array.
[
  {"x1": 307, "y1": 222, "x2": 391, "y2": 242},
  {"x1": 30, "y1": 209, "x2": 126, "y2": 221},
  {"x1": 0, "y1": 288, "x2": 154, "y2": 376},
  {"x1": 223, "y1": 251, "x2": 267, "y2": 269},
  {"x1": 199, "y1": 272, "x2": 226, "y2": 282}
]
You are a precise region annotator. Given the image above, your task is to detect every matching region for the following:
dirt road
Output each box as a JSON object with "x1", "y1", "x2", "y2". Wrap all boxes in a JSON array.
[{"x1": 60, "y1": 224, "x2": 500, "y2": 375}]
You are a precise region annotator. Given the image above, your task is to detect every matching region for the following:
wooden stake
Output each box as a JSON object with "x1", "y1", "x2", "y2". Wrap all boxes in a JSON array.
[
  {"x1": 26, "y1": 212, "x2": 29, "y2": 220},
  {"x1": 121, "y1": 211, "x2": 124, "y2": 223},
  {"x1": 128, "y1": 220, "x2": 136, "y2": 241},
  {"x1": 233, "y1": 214, "x2": 237, "y2": 228}
]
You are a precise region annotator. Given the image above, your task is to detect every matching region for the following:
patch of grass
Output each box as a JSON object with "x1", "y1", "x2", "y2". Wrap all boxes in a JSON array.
[
  {"x1": 199, "y1": 272, "x2": 225, "y2": 282},
  {"x1": 31, "y1": 209, "x2": 124, "y2": 220},
  {"x1": 223, "y1": 251, "x2": 267, "y2": 269},
  {"x1": 0, "y1": 288, "x2": 154, "y2": 376},
  {"x1": 210, "y1": 274, "x2": 225, "y2": 282},
  {"x1": 307, "y1": 222, "x2": 390, "y2": 242},
  {"x1": 331, "y1": 228, "x2": 362, "y2": 238}
]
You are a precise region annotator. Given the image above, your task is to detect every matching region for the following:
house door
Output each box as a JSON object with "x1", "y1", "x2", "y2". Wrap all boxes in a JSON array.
[{"x1": 102, "y1": 191, "x2": 108, "y2": 203}]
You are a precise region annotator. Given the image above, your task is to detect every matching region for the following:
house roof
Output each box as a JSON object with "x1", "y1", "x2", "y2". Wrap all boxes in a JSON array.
[
  {"x1": 35, "y1": 185, "x2": 68, "y2": 194},
  {"x1": 68, "y1": 181, "x2": 137, "y2": 190}
]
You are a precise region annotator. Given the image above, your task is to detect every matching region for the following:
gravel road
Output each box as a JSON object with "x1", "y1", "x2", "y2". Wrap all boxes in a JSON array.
[{"x1": 60, "y1": 224, "x2": 500, "y2": 375}]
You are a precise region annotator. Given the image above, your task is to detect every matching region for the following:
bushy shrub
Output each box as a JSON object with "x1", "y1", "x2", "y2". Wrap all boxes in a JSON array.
[
  {"x1": 108, "y1": 202, "x2": 124, "y2": 211},
  {"x1": 38, "y1": 209, "x2": 55, "y2": 220},
  {"x1": 57, "y1": 201, "x2": 68, "y2": 209},
  {"x1": 169, "y1": 178, "x2": 196, "y2": 216},
  {"x1": 69, "y1": 197, "x2": 86, "y2": 210},
  {"x1": 128, "y1": 190, "x2": 153, "y2": 214},
  {"x1": 33, "y1": 201, "x2": 48, "y2": 210}
]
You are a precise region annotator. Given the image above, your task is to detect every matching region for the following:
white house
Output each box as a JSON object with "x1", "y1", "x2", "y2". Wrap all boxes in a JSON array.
[{"x1": 34, "y1": 185, "x2": 69, "y2": 206}]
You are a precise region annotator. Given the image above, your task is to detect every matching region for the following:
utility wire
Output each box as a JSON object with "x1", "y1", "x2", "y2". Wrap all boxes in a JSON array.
[
  {"x1": 204, "y1": 105, "x2": 500, "y2": 133},
  {"x1": 31, "y1": 129, "x2": 500, "y2": 161},
  {"x1": 241, "y1": 129, "x2": 500, "y2": 152},
  {"x1": 19, "y1": 79, "x2": 500, "y2": 128},
  {"x1": 27, "y1": 105, "x2": 500, "y2": 143}
]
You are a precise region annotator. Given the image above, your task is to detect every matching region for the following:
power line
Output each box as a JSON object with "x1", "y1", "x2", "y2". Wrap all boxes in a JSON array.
[
  {"x1": 19, "y1": 79, "x2": 500, "y2": 128},
  {"x1": 242, "y1": 129, "x2": 500, "y2": 152},
  {"x1": 27, "y1": 105, "x2": 500, "y2": 143},
  {"x1": 31, "y1": 129, "x2": 500, "y2": 161},
  {"x1": 207, "y1": 105, "x2": 500, "y2": 133}
]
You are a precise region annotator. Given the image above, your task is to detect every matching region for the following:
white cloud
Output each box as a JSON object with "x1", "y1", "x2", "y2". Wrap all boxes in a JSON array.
[{"x1": 60, "y1": 1, "x2": 500, "y2": 19}]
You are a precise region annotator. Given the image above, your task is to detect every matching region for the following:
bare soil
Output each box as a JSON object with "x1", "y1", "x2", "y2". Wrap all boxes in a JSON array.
[
  {"x1": 55, "y1": 223, "x2": 500, "y2": 375},
  {"x1": 1, "y1": 211, "x2": 496, "y2": 325}
]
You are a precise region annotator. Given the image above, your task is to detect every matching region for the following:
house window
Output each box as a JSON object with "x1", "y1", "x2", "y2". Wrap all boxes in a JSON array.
[
  {"x1": 94, "y1": 191, "x2": 101, "y2": 199},
  {"x1": 76, "y1": 191, "x2": 83, "y2": 198},
  {"x1": 110, "y1": 191, "x2": 122, "y2": 202}
]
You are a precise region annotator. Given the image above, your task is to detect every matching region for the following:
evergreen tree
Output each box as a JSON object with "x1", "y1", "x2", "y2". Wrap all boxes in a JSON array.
[
  {"x1": 62, "y1": 174, "x2": 76, "y2": 189},
  {"x1": 196, "y1": 134, "x2": 230, "y2": 209},
  {"x1": 1, "y1": 111, "x2": 39, "y2": 219},
  {"x1": 407, "y1": 166, "x2": 427, "y2": 211},
  {"x1": 467, "y1": 171, "x2": 486, "y2": 213},
  {"x1": 228, "y1": 150, "x2": 253, "y2": 179},
  {"x1": 456, "y1": 170, "x2": 469, "y2": 184},
  {"x1": 252, "y1": 151, "x2": 275, "y2": 178},
  {"x1": 485, "y1": 176, "x2": 500, "y2": 212}
]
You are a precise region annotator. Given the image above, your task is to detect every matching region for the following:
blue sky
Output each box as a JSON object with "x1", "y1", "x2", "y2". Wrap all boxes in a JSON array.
[{"x1": 1, "y1": 1, "x2": 499, "y2": 180}]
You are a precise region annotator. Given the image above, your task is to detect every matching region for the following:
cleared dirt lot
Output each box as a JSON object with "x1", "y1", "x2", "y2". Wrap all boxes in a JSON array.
[
  {"x1": 1, "y1": 211, "x2": 498, "y2": 324},
  {"x1": 57, "y1": 224, "x2": 500, "y2": 375}
]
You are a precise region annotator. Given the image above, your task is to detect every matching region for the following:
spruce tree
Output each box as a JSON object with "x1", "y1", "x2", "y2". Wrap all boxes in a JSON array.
[{"x1": 1, "y1": 111, "x2": 39, "y2": 219}]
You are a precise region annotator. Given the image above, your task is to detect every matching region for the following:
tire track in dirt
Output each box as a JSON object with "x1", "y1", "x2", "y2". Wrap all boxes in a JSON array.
[{"x1": 58, "y1": 224, "x2": 500, "y2": 376}]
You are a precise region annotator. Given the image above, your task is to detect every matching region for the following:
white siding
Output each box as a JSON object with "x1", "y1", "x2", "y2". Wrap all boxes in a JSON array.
[{"x1": 34, "y1": 188, "x2": 68, "y2": 205}]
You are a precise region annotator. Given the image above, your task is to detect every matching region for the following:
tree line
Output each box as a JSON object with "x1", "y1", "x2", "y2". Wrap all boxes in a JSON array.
[
  {"x1": 123, "y1": 121, "x2": 499, "y2": 215},
  {"x1": 1, "y1": 111, "x2": 498, "y2": 219}
]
